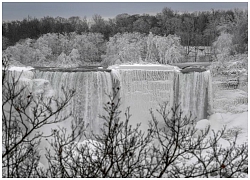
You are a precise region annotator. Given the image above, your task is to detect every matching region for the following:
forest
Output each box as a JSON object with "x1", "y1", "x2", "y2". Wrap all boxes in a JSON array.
[{"x1": 2, "y1": 7, "x2": 248, "y2": 67}]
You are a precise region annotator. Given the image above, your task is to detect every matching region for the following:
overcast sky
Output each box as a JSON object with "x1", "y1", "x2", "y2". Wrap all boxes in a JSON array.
[{"x1": 2, "y1": 2, "x2": 248, "y2": 21}]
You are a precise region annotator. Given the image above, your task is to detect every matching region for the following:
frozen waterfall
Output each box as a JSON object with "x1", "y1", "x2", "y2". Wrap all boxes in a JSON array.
[
  {"x1": 174, "y1": 70, "x2": 213, "y2": 121},
  {"x1": 35, "y1": 70, "x2": 113, "y2": 135},
  {"x1": 110, "y1": 65, "x2": 177, "y2": 130},
  {"x1": 110, "y1": 64, "x2": 213, "y2": 130},
  {"x1": 10, "y1": 64, "x2": 213, "y2": 134},
  {"x1": 5, "y1": 65, "x2": 213, "y2": 168}
]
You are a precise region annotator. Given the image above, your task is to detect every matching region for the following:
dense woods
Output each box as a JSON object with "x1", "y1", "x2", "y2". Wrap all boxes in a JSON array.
[{"x1": 2, "y1": 7, "x2": 248, "y2": 66}]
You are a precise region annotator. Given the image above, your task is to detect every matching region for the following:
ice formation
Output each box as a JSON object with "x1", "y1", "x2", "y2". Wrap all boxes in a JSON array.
[
  {"x1": 111, "y1": 65, "x2": 177, "y2": 130},
  {"x1": 7, "y1": 65, "x2": 213, "y2": 133},
  {"x1": 35, "y1": 70, "x2": 113, "y2": 135},
  {"x1": 110, "y1": 64, "x2": 213, "y2": 130},
  {"x1": 6, "y1": 64, "x2": 248, "y2": 174},
  {"x1": 174, "y1": 70, "x2": 213, "y2": 121},
  {"x1": 8, "y1": 66, "x2": 34, "y2": 72},
  {"x1": 6, "y1": 64, "x2": 232, "y2": 168}
]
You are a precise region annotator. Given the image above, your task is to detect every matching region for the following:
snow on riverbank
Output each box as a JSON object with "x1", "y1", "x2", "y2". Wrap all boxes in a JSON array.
[
  {"x1": 8, "y1": 66, "x2": 34, "y2": 71},
  {"x1": 195, "y1": 112, "x2": 248, "y2": 146},
  {"x1": 108, "y1": 63, "x2": 180, "y2": 71}
]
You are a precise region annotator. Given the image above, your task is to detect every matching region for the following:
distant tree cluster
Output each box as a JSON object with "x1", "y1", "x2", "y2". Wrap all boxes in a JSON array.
[
  {"x1": 3, "y1": 32, "x2": 105, "y2": 67},
  {"x1": 2, "y1": 16, "x2": 89, "y2": 48},
  {"x1": 3, "y1": 31, "x2": 185, "y2": 67},
  {"x1": 212, "y1": 9, "x2": 248, "y2": 58},
  {"x1": 102, "y1": 32, "x2": 185, "y2": 66},
  {"x1": 2, "y1": 7, "x2": 248, "y2": 67},
  {"x1": 2, "y1": 8, "x2": 248, "y2": 53}
]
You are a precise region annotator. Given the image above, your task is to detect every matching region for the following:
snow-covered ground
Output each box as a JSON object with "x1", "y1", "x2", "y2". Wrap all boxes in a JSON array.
[
  {"x1": 195, "y1": 112, "x2": 248, "y2": 146},
  {"x1": 210, "y1": 67, "x2": 248, "y2": 146},
  {"x1": 108, "y1": 63, "x2": 181, "y2": 71}
]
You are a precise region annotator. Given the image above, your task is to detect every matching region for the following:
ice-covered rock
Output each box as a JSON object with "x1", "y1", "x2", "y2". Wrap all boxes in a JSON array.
[
  {"x1": 213, "y1": 88, "x2": 248, "y2": 113},
  {"x1": 200, "y1": 112, "x2": 248, "y2": 145}
]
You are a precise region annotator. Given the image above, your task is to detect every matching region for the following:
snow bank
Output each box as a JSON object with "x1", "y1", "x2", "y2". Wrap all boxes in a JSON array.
[
  {"x1": 8, "y1": 66, "x2": 34, "y2": 71},
  {"x1": 195, "y1": 111, "x2": 248, "y2": 146},
  {"x1": 108, "y1": 63, "x2": 180, "y2": 71}
]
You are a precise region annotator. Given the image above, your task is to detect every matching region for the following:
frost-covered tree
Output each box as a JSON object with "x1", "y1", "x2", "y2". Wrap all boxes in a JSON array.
[
  {"x1": 73, "y1": 33, "x2": 106, "y2": 63},
  {"x1": 102, "y1": 32, "x2": 184, "y2": 66},
  {"x1": 4, "y1": 39, "x2": 36, "y2": 65},
  {"x1": 2, "y1": 32, "x2": 106, "y2": 67},
  {"x1": 145, "y1": 33, "x2": 184, "y2": 64},
  {"x1": 212, "y1": 32, "x2": 233, "y2": 61},
  {"x1": 102, "y1": 32, "x2": 147, "y2": 66},
  {"x1": 212, "y1": 9, "x2": 248, "y2": 56},
  {"x1": 69, "y1": 48, "x2": 80, "y2": 62},
  {"x1": 231, "y1": 9, "x2": 248, "y2": 54}
]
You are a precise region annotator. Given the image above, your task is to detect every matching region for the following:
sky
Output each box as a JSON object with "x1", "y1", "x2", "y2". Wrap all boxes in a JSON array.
[{"x1": 2, "y1": 1, "x2": 248, "y2": 21}]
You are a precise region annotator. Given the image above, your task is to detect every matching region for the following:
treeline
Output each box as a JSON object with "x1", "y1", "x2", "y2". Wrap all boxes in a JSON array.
[
  {"x1": 2, "y1": 7, "x2": 248, "y2": 50},
  {"x1": 3, "y1": 32, "x2": 186, "y2": 67}
]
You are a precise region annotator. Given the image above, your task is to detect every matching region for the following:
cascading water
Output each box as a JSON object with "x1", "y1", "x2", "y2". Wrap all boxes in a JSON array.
[
  {"x1": 33, "y1": 70, "x2": 113, "y2": 166},
  {"x1": 34, "y1": 70, "x2": 113, "y2": 135},
  {"x1": 110, "y1": 65, "x2": 177, "y2": 130},
  {"x1": 6, "y1": 65, "x2": 213, "y2": 167},
  {"x1": 110, "y1": 64, "x2": 213, "y2": 130},
  {"x1": 6, "y1": 68, "x2": 34, "y2": 94},
  {"x1": 174, "y1": 71, "x2": 213, "y2": 121},
  {"x1": 8, "y1": 65, "x2": 213, "y2": 134}
]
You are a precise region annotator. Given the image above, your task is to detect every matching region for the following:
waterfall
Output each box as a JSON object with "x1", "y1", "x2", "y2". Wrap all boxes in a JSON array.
[
  {"x1": 5, "y1": 69, "x2": 34, "y2": 94},
  {"x1": 33, "y1": 70, "x2": 112, "y2": 166},
  {"x1": 4, "y1": 65, "x2": 212, "y2": 135},
  {"x1": 35, "y1": 71, "x2": 113, "y2": 135},
  {"x1": 110, "y1": 65, "x2": 213, "y2": 130},
  {"x1": 33, "y1": 65, "x2": 213, "y2": 132},
  {"x1": 111, "y1": 66, "x2": 176, "y2": 131},
  {"x1": 174, "y1": 71, "x2": 213, "y2": 121},
  {"x1": 7, "y1": 65, "x2": 213, "y2": 134},
  {"x1": 6, "y1": 65, "x2": 213, "y2": 166}
]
